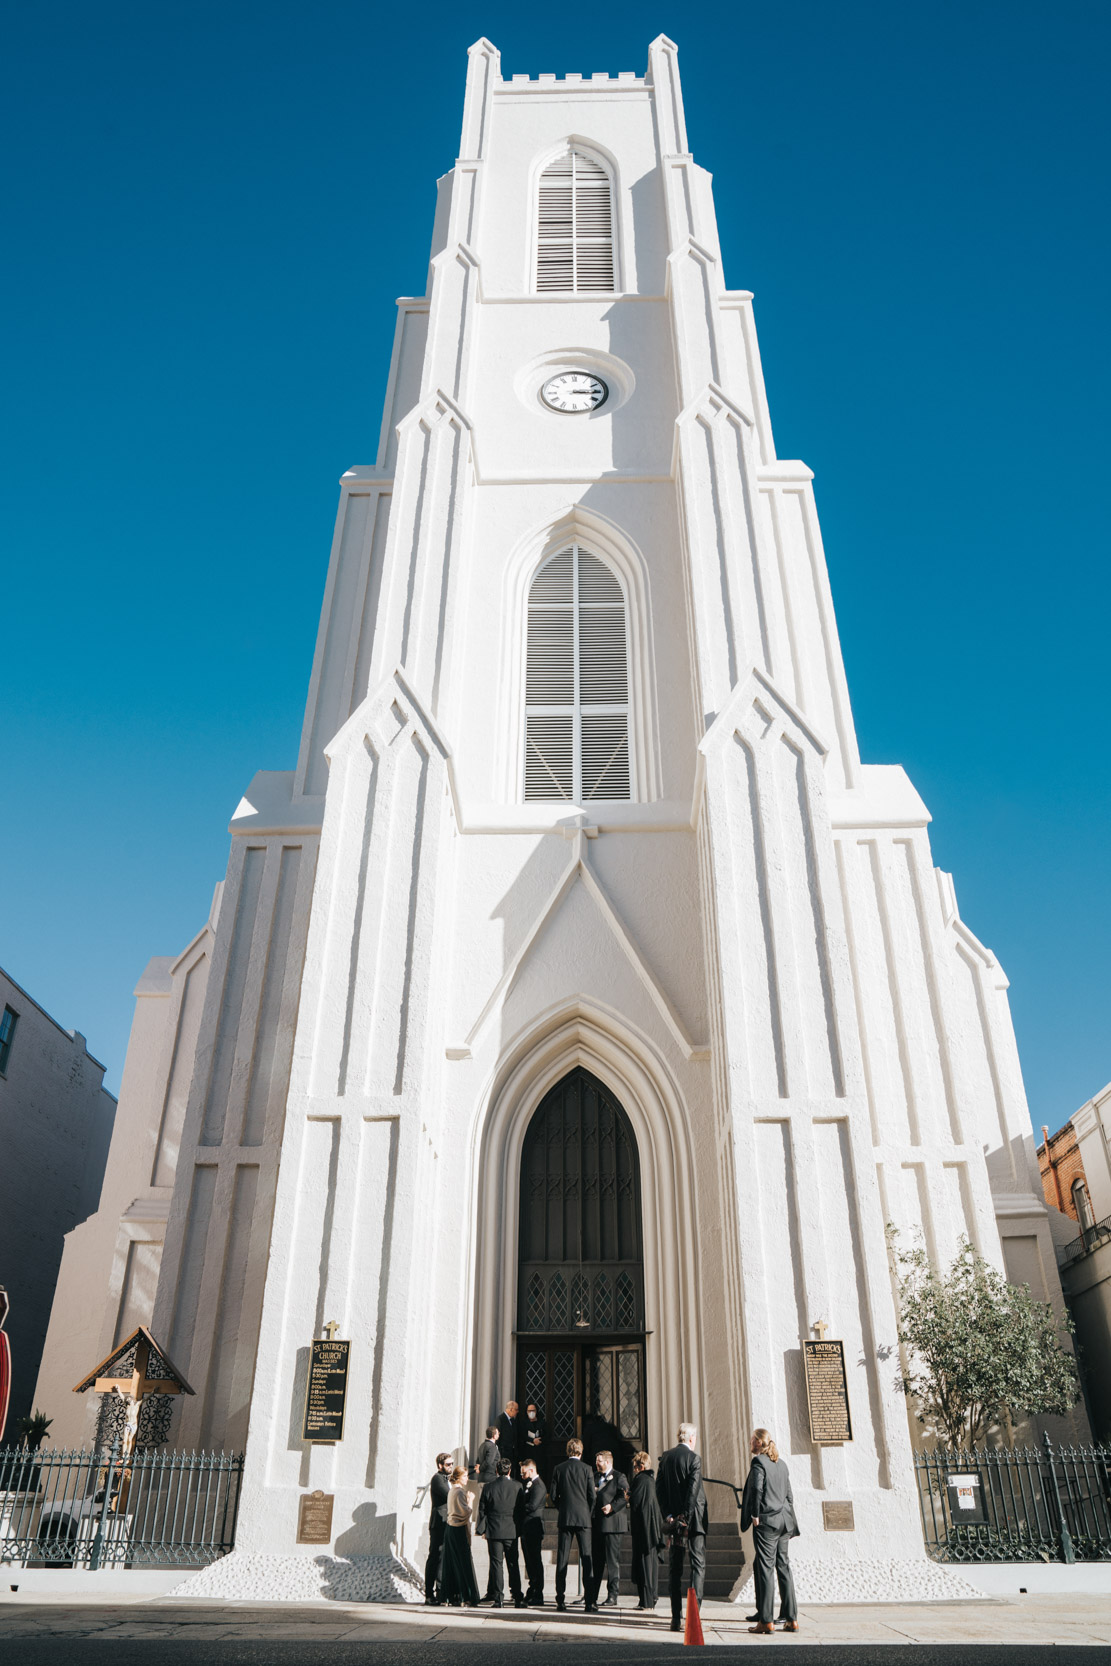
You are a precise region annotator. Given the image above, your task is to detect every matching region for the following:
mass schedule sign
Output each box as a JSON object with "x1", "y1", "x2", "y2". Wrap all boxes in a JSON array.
[
  {"x1": 302, "y1": 1339, "x2": 351, "y2": 1443},
  {"x1": 803, "y1": 1339, "x2": 853, "y2": 1444}
]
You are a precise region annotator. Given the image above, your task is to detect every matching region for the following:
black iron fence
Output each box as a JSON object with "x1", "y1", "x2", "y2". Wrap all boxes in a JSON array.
[
  {"x1": 915, "y1": 1434, "x2": 1111, "y2": 1562},
  {"x1": 0, "y1": 1443, "x2": 243, "y2": 1568}
]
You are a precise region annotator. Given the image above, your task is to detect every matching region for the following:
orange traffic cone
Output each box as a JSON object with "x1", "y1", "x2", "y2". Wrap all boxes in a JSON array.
[{"x1": 683, "y1": 1587, "x2": 705, "y2": 1645}]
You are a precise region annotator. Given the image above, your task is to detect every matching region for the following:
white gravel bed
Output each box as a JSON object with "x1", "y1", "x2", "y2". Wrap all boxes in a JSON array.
[
  {"x1": 169, "y1": 1550, "x2": 425, "y2": 1603},
  {"x1": 733, "y1": 1556, "x2": 987, "y2": 1604}
]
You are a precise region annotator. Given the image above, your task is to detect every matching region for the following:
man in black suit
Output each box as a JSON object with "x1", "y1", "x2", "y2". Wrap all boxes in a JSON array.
[
  {"x1": 423, "y1": 1451, "x2": 452, "y2": 1604},
  {"x1": 584, "y1": 1448, "x2": 628, "y2": 1611},
  {"x1": 472, "y1": 1425, "x2": 500, "y2": 1485},
  {"x1": 476, "y1": 1459, "x2": 525, "y2": 1608},
  {"x1": 471, "y1": 1425, "x2": 502, "y2": 1598},
  {"x1": 516, "y1": 1457, "x2": 547, "y2": 1606},
  {"x1": 519, "y1": 1401, "x2": 546, "y2": 1474},
  {"x1": 496, "y1": 1399, "x2": 519, "y2": 1475},
  {"x1": 656, "y1": 1422, "x2": 709, "y2": 1633},
  {"x1": 548, "y1": 1436, "x2": 595, "y2": 1611}
]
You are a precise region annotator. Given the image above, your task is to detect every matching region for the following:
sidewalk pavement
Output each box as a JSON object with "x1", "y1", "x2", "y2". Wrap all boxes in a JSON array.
[{"x1": 2, "y1": 1593, "x2": 1111, "y2": 1646}]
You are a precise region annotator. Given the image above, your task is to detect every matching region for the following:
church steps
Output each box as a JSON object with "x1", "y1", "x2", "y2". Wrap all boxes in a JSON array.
[{"x1": 470, "y1": 1507, "x2": 743, "y2": 1600}]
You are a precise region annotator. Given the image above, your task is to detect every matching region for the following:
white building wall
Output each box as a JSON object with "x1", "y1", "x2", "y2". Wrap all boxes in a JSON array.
[
  {"x1": 227, "y1": 33, "x2": 1080, "y2": 1569},
  {"x1": 37, "y1": 32, "x2": 1083, "y2": 1584},
  {"x1": 150, "y1": 788, "x2": 320, "y2": 1452}
]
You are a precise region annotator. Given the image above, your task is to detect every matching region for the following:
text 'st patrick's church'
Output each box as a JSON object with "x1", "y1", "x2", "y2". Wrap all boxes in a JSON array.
[{"x1": 38, "y1": 36, "x2": 1072, "y2": 1577}]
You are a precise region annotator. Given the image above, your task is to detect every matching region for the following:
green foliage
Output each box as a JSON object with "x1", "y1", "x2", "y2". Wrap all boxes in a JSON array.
[
  {"x1": 891, "y1": 1233, "x2": 1079, "y2": 1447},
  {"x1": 16, "y1": 1409, "x2": 53, "y2": 1452}
]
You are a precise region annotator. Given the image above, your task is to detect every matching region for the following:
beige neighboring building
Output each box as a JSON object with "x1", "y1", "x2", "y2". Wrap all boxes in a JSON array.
[
  {"x1": 1072, "y1": 1082, "x2": 1111, "y2": 1224},
  {"x1": 1040, "y1": 1084, "x2": 1111, "y2": 1444},
  {"x1": 32, "y1": 893, "x2": 219, "y2": 1447},
  {"x1": 0, "y1": 968, "x2": 116, "y2": 1433}
]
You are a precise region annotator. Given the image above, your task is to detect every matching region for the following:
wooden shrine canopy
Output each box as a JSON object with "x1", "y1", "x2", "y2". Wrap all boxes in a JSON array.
[{"x1": 73, "y1": 1326, "x2": 195, "y2": 1400}]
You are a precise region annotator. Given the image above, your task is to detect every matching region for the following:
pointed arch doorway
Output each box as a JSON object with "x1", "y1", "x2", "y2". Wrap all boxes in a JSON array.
[{"x1": 515, "y1": 1067, "x2": 646, "y2": 1479}]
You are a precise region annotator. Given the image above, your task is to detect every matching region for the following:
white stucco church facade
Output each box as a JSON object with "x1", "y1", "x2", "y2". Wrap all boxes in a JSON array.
[{"x1": 37, "y1": 36, "x2": 1077, "y2": 1589}]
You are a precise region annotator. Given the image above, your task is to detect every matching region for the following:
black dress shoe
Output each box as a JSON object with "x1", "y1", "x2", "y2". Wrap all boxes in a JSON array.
[
  {"x1": 556, "y1": 1600, "x2": 566, "y2": 1611},
  {"x1": 603, "y1": 1595, "x2": 619, "y2": 1607},
  {"x1": 745, "y1": 1613, "x2": 759, "y2": 1621},
  {"x1": 670, "y1": 1618, "x2": 682, "y2": 1632},
  {"x1": 584, "y1": 1601, "x2": 599, "y2": 1613}
]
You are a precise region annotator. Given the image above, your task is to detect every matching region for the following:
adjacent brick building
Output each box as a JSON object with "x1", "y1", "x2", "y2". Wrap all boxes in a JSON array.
[{"x1": 1038, "y1": 1121, "x2": 1094, "y2": 1226}]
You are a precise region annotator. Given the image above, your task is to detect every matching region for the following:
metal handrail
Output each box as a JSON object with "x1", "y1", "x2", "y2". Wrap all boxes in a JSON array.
[
  {"x1": 703, "y1": 1475, "x2": 745, "y2": 1510},
  {"x1": 1059, "y1": 1213, "x2": 1111, "y2": 1268}
]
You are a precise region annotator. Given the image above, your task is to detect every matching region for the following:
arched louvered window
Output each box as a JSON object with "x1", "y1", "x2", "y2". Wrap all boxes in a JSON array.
[
  {"x1": 535, "y1": 149, "x2": 615, "y2": 293},
  {"x1": 524, "y1": 545, "x2": 631, "y2": 802}
]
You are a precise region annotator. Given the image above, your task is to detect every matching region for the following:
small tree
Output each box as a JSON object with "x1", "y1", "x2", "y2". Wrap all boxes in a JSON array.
[{"x1": 892, "y1": 1234, "x2": 1079, "y2": 1448}]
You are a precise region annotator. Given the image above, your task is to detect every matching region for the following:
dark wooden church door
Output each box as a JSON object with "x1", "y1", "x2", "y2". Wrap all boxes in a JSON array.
[{"x1": 514, "y1": 1068, "x2": 646, "y2": 1480}]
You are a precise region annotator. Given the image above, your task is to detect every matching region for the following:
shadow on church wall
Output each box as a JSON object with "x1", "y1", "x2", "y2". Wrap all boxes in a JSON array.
[{"x1": 332, "y1": 1501, "x2": 398, "y2": 1559}]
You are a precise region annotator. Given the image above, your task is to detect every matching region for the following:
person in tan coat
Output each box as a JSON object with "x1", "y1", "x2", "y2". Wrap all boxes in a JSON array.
[{"x1": 441, "y1": 1466, "x2": 480, "y2": 1606}]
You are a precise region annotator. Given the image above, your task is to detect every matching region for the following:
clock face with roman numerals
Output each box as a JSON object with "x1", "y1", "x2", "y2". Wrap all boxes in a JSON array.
[{"x1": 540, "y1": 372, "x2": 608, "y2": 413}]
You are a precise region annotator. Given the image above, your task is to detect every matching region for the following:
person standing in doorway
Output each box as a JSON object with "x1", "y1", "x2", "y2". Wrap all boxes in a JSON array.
[
  {"x1": 629, "y1": 1451, "x2": 665, "y2": 1610},
  {"x1": 477, "y1": 1458, "x2": 525, "y2": 1608},
  {"x1": 441, "y1": 1466, "x2": 480, "y2": 1607},
  {"x1": 741, "y1": 1428, "x2": 799, "y2": 1634},
  {"x1": 497, "y1": 1400, "x2": 520, "y2": 1475},
  {"x1": 656, "y1": 1422, "x2": 709, "y2": 1633},
  {"x1": 584, "y1": 1448, "x2": 628, "y2": 1610},
  {"x1": 520, "y1": 1401, "x2": 546, "y2": 1475},
  {"x1": 517, "y1": 1458, "x2": 547, "y2": 1607},
  {"x1": 548, "y1": 1437, "x2": 595, "y2": 1611},
  {"x1": 424, "y1": 1451, "x2": 452, "y2": 1604}
]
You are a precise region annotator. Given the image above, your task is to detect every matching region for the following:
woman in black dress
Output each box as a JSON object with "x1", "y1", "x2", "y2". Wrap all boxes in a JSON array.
[
  {"x1": 629, "y1": 1451, "x2": 666, "y2": 1610},
  {"x1": 441, "y1": 1465, "x2": 480, "y2": 1606}
]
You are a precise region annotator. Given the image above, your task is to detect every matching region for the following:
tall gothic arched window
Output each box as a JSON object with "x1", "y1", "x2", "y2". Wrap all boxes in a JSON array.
[
  {"x1": 524, "y1": 545, "x2": 631, "y2": 802},
  {"x1": 535, "y1": 148, "x2": 615, "y2": 293}
]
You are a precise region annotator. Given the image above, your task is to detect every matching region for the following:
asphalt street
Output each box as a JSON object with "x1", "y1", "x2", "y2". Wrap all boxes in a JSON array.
[{"x1": 9, "y1": 1647, "x2": 1111, "y2": 1666}]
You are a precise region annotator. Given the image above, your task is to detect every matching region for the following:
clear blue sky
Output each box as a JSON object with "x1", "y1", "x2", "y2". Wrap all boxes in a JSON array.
[{"x1": 2, "y1": 1, "x2": 1107, "y2": 1136}]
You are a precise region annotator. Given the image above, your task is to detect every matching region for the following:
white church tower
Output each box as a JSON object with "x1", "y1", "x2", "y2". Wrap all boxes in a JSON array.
[{"x1": 37, "y1": 36, "x2": 1077, "y2": 1584}]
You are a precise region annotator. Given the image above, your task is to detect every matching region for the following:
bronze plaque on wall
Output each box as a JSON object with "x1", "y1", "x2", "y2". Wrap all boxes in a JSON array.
[
  {"x1": 302, "y1": 1339, "x2": 351, "y2": 1443},
  {"x1": 822, "y1": 1500, "x2": 855, "y2": 1531},
  {"x1": 297, "y1": 1490, "x2": 334, "y2": 1544},
  {"x1": 804, "y1": 1339, "x2": 853, "y2": 1444}
]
